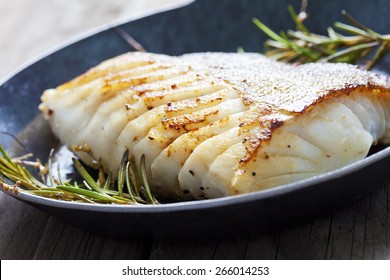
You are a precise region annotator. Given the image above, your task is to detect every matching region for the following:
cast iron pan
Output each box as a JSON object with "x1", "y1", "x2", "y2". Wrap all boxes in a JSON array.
[{"x1": 1, "y1": 0, "x2": 389, "y2": 238}]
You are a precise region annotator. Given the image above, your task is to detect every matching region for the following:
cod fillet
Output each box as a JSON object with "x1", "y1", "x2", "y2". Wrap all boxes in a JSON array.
[{"x1": 39, "y1": 52, "x2": 390, "y2": 199}]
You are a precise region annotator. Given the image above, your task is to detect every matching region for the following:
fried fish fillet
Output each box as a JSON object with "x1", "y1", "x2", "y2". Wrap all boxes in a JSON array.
[{"x1": 39, "y1": 52, "x2": 390, "y2": 199}]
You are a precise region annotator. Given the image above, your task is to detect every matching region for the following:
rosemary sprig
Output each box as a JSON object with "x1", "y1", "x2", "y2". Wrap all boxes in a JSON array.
[
  {"x1": 253, "y1": 6, "x2": 390, "y2": 69},
  {"x1": 0, "y1": 145, "x2": 159, "y2": 205}
]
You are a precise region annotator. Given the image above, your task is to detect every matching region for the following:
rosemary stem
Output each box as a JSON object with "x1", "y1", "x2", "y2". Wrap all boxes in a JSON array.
[
  {"x1": 139, "y1": 155, "x2": 159, "y2": 205},
  {"x1": 254, "y1": 6, "x2": 390, "y2": 68},
  {"x1": 1, "y1": 143, "x2": 159, "y2": 205}
]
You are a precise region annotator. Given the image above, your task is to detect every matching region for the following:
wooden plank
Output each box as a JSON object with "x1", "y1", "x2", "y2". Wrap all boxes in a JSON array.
[
  {"x1": 212, "y1": 237, "x2": 249, "y2": 260},
  {"x1": 245, "y1": 233, "x2": 279, "y2": 260},
  {"x1": 0, "y1": 193, "x2": 49, "y2": 259},
  {"x1": 302, "y1": 217, "x2": 332, "y2": 259},
  {"x1": 274, "y1": 222, "x2": 314, "y2": 260},
  {"x1": 32, "y1": 217, "x2": 149, "y2": 259},
  {"x1": 99, "y1": 237, "x2": 151, "y2": 260},
  {"x1": 244, "y1": 185, "x2": 389, "y2": 260},
  {"x1": 325, "y1": 209, "x2": 355, "y2": 259},
  {"x1": 360, "y1": 185, "x2": 390, "y2": 259},
  {"x1": 349, "y1": 194, "x2": 368, "y2": 259},
  {"x1": 2, "y1": 183, "x2": 390, "y2": 260},
  {"x1": 149, "y1": 239, "x2": 217, "y2": 260},
  {"x1": 326, "y1": 184, "x2": 390, "y2": 259}
]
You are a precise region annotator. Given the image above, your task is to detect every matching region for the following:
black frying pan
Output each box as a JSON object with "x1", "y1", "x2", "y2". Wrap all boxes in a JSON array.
[{"x1": 1, "y1": 0, "x2": 389, "y2": 237}]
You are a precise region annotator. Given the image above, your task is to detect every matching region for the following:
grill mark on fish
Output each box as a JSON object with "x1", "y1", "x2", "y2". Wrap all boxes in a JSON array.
[
  {"x1": 113, "y1": 88, "x2": 240, "y2": 156},
  {"x1": 106, "y1": 70, "x2": 187, "y2": 90},
  {"x1": 68, "y1": 71, "x2": 219, "y2": 147},
  {"x1": 151, "y1": 111, "x2": 248, "y2": 196},
  {"x1": 142, "y1": 84, "x2": 226, "y2": 108},
  {"x1": 58, "y1": 60, "x2": 155, "y2": 91},
  {"x1": 164, "y1": 87, "x2": 237, "y2": 113}
]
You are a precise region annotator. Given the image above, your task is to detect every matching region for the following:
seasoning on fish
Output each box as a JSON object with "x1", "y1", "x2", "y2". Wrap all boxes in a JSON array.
[{"x1": 39, "y1": 52, "x2": 390, "y2": 199}]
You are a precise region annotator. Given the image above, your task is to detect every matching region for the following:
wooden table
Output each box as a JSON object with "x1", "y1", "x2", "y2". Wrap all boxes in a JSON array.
[{"x1": 1, "y1": 0, "x2": 390, "y2": 260}]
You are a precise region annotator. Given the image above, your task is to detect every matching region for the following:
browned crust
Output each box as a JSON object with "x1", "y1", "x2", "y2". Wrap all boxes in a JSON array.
[
  {"x1": 237, "y1": 84, "x2": 390, "y2": 166},
  {"x1": 42, "y1": 52, "x2": 390, "y2": 172},
  {"x1": 300, "y1": 83, "x2": 390, "y2": 114}
]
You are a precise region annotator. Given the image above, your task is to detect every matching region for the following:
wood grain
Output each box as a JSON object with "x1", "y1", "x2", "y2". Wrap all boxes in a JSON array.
[
  {"x1": 0, "y1": 195, "x2": 48, "y2": 259},
  {"x1": 1, "y1": 184, "x2": 389, "y2": 259}
]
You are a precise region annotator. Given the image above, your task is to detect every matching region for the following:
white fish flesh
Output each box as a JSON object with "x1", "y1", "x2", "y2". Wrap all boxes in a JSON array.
[{"x1": 39, "y1": 52, "x2": 390, "y2": 199}]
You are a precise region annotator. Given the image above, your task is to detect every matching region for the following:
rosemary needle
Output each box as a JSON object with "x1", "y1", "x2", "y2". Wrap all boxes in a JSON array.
[
  {"x1": 254, "y1": 6, "x2": 390, "y2": 69},
  {"x1": 0, "y1": 144, "x2": 159, "y2": 205}
]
